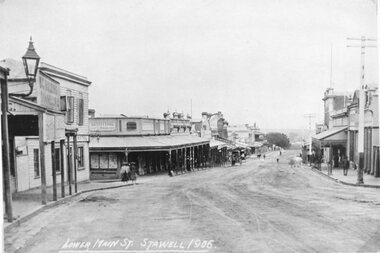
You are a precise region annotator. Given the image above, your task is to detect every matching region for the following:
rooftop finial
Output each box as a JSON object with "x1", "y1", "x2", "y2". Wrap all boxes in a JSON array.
[{"x1": 30, "y1": 36, "x2": 33, "y2": 42}]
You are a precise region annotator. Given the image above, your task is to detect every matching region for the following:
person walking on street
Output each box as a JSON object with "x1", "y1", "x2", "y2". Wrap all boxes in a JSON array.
[
  {"x1": 120, "y1": 162, "x2": 130, "y2": 183},
  {"x1": 343, "y1": 155, "x2": 349, "y2": 176}
]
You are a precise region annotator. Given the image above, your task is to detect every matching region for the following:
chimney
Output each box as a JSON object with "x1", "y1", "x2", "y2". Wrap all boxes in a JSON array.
[
  {"x1": 88, "y1": 109, "x2": 95, "y2": 118},
  {"x1": 163, "y1": 111, "x2": 170, "y2": 119}
]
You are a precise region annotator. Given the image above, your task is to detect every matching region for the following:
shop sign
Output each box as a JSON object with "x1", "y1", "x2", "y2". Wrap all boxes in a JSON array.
[
  {"x1": 89, "y1": 120, "x2": 117, "y2": 132},
  {"x1": 39, "y1": 75, "x2": 60, "y2": 111}
]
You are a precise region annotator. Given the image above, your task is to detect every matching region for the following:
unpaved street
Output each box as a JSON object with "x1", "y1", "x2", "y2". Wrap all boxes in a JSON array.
[{"x1": 5, "y1": 150, "x2": 380, "y2": 253}]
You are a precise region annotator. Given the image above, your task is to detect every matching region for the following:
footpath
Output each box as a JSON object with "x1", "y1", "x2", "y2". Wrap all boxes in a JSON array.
[
  {"x1": 310, "y1": 163, "x2": 380, "y2": 188},
  {"x1": 4, "y1": 172, "x2": 167, "y2": 230}
]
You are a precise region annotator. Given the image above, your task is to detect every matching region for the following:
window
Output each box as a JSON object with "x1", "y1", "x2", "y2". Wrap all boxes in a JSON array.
[
  {"x1": 34, "y1": 149, "x2": 40, "y2": 178},
  {"x1": 78, "y1": 147, "x2": 85, "y2": 169},
  {"x1": 127, "y1": 122, "x2": 137, "y2": 131},
  {"x1": 66, "y1": 96, "x2": 75, "y2": 123},
  {"x1": 55, "y1": 148, "x2": 61, "y2": 172},
  {"x1": 90, "y1": 153, "x2": 100, "y2": 169},
  {"x1": 90, "y1": 153, "x2": 118, "y2": 169},
  {"x1": 78, "y1": 98, "x2": 84, "y2": 126}
]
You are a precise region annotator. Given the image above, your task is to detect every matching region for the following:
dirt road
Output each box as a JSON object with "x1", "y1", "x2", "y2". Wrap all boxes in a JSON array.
[{"x1": 5, "y1": 150, "x2": 380, "y2": 253}]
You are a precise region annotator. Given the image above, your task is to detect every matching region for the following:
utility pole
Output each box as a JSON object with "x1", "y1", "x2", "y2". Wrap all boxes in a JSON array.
[
  {"x1": 347, "y1": 36, "x2": 377, "y2": 184},
  {"x1": 304, "y1": 113, "x2": 316, "y2": 164}
]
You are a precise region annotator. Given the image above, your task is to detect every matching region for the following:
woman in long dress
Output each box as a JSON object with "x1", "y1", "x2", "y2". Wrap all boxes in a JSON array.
[{"x1": 120, "y1": 163, "x2": 130, "y2": 183}]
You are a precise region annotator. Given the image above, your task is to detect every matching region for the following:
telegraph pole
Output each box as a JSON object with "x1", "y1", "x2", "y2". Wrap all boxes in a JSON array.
[
  {"x1": 347, "y1": 36, "x2": 377, "y2": 184},
  {"x1": 304, "y1": 113, "x2": 316, "y2": 164}
]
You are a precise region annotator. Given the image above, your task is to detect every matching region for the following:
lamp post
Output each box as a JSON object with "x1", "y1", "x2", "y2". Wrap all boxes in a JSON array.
[
  {"x1": 11, "y1": 37, "x2": 40, "y2": 97},
  {"x1": 1, "y1": 66, "x2": 13, "y2": 222}
]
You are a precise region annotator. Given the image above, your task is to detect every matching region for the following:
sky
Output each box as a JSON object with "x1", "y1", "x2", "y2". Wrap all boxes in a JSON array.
[{"x1": 0, "y1": 0, "x2": 377, "y2": 129}]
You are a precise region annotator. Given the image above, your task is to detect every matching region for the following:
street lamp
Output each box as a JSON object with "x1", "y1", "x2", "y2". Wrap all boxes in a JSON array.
[{"x1": 14, "y1": 37, "x2": 40, "y2": 97}]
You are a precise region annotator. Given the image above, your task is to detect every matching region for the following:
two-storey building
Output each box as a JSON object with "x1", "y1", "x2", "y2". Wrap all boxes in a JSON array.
[{"x1": 1, "y1": 58, "x2": 91, "y2": 193}]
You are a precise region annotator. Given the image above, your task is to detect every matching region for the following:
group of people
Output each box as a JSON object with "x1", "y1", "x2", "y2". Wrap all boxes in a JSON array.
[{"x1": 120, "y1": 162, "x2": 137, "y2": 184}]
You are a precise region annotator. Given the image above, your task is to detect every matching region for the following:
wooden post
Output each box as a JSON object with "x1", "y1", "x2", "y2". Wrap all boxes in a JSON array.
[
  {"x1": 60, "y1": 139, "x2": 65, "y2": 198},
  {"x1": 38, "y1": 112, "x2": 47, "y2": 205},
  {"x1": 168, "y1": 150, "x2": 172, "y2": 175},
  {"x1": 1, "y1": 73, "x2": 13, "y2": 222},
  {"x1": 183, "y1": 148, "x2": 186, "y2": 172},
  {"x1": 73, "y1": 133, "x2": 78, "y2": 193},
  {"x1": 200, "y1": 145, "x2": 204, "y2": 169},
  {"x1": 67, "y1": 134, "x2": 72, "y2": 195},
  {"x1": 51, "y1": 141, "x2": 57, "y2": 201},
  {"x1": 175, "y1": 149, "x2": 179, "y2": 174}
]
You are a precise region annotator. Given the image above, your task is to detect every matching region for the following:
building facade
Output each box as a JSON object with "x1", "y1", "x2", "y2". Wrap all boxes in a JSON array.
[
  {"x1": 1, "y1": 58, "x2": 92, "y2": 192},
  {"x1": 89, "y1": 115, "x2": 210, "y2": 180}
]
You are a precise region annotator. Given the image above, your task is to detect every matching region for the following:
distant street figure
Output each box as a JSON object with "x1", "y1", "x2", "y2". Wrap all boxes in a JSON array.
[
  {"x1": 277, "y1": 158, "x2": 279, "y2": 163},
  {"x1": 342, "y1": 156, "x2": 349, "y2": 176},
  {"x1": 263, "y1": 154, "x2": 266, "y2": 160},
  {"x1": 280, "y1": 151, "x2": 282, "y2": 156},
  {"x1": 120, "y1": 163, "x2": 130, "y2": 183},
  {"x1": 129, "y1": 163, "x2": 137, "y2": 184}
]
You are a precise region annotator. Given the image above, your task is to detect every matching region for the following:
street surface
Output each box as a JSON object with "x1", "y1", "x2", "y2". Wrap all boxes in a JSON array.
[{"x1": 5, "y1": 150, "x2": 380, "y2": 253}]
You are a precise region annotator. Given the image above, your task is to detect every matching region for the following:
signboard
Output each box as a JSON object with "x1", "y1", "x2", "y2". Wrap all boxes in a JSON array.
[
  {"x1": 44, "y1": 114, "x2": 56, "y2": 141},
  {"x1": 89, "y1": 120, "x2": 117, "y2": 132},
  {"x1": 55, "y1": 114, "x2": 65, "y2": 139},
  {"x1": 39, "y1": 75, "x2": 60, "y2": 111},
  {"x1": 142, "y1": 121, "x2": 154, "y2": 131}
]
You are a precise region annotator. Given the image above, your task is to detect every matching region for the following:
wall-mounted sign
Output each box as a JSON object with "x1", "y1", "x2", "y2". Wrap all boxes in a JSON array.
[
  {"x1": 39, "y1": 75, "x2": 60, "y2": 111},
  {"x1": 142, "y1": 121, "x2": 154, "y2": 131},
  {"x1": 89, "y1": 120, "x2": 117, "y2": 132}
]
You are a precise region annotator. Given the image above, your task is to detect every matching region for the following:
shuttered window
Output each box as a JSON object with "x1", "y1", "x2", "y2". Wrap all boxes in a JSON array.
[
  {"x1": 78, "y1": 98, "x2": 84, "y2": 126},
  {"x1": 66, "y1": 96, "x2": 75, "y2": 123},
  {"x1": 34, "y1": 149, "x2": 40, "y2": 178}
]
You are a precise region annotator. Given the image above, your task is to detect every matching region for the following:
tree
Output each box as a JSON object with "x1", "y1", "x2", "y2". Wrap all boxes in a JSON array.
[{"x1": 265, "y1": 132, "x2": 290, "y2": 149}]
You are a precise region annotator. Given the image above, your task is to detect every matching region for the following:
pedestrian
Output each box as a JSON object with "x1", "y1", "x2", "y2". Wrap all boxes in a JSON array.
[
  {"x1": 263, "y1": 154, "x2": 266, "y2": 160},
  {"x1": 280, "y1": 151, "x2": 282, "y2": 156},
  {"x1": 276, "y1": 157, "x2": 279, "y2": 163},
  {"x1": 130, "y1": 163, "x2": 137, "y2": 184},
  {"x1": 343, "y1": 156, "x2": 349, "y2": 176},
  {"x1": 120, "y1": 162, "x2": 130, "y2": 183}
]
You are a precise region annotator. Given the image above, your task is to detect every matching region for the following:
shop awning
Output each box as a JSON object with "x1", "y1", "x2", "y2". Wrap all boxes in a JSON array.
[
  {"x1": 235, "y1": 142, "x2": 250, "y2": 148},
  {"x1": 312, "y1": 126, "x2": 348, "y2": 143},
  {"x1": 210, "y1": 139, "x2": 227, "y2": 149},
  {"x1": 90, "y1": 134, "x2": 210, "y2": 152}
]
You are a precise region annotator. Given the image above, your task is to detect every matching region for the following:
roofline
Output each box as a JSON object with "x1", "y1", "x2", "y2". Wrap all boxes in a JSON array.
[
  {"x1": 39, "y1": 64, "x2": 91, "y2": 86},
  {"x1": 40, "y1": 62, "x2": 88, "y2": 80},
  {"x1": 90, "y1": 117, "x2": 170, "y2": 121}
]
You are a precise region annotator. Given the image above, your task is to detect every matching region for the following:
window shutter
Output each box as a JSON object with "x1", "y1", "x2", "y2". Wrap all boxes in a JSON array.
[
  {"x1": 60, "y1": 96, "x2": 67, "y2": 111},
  {"x1": 78, "y1": 98, "x2": 84, "y2": 126},
  {"x1": 66, "y1": 96, "x2": 75, "y2": 123}
]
